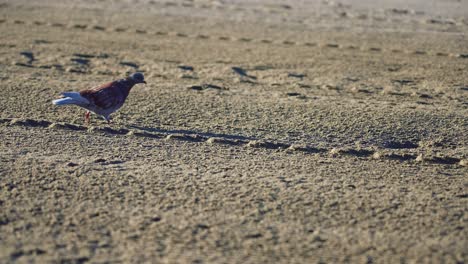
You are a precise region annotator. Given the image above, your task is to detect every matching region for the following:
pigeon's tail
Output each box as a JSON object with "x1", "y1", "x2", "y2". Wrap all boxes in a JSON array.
[{"x1": 52, "y1": 92, "x2": 90, "y2": 106}]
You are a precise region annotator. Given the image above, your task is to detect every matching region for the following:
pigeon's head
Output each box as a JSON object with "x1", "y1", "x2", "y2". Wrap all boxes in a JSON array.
[{"x1": 129, "y1": 72, "x2": 146, "y2": 84}]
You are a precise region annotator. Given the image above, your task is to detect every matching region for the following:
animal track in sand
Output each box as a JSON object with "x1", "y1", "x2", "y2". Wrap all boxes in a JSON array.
[
  {"x1": 19, "y1": 51, "x2": 34, "y2": 63},
  {"x1": 130, "y1": 0, "x2": 468, "y2": 30},
  {"x1": 4, "y1": 18, "x2": 467, "y2": 61},
  {"x1": 119, "y1": 61, "x2": 139, "y2": 69},
  {"x1": 1, "y1": 118, "x2": 465, "y2": 167},
  {"x1": 3, "y1": 17, "x2": 465, "y2": 144},
  {"x1": 7, "y1": 55, "x2": 451, "y2": 105}
]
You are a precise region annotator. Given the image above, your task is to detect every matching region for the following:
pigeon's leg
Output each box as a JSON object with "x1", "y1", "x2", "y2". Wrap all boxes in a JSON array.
[
  {"x1": 85, "y1": 111, "x2": 90, "y2": 124},
  {"x1": 104, "y1": 115, "x2": 112, "y2": 125}
]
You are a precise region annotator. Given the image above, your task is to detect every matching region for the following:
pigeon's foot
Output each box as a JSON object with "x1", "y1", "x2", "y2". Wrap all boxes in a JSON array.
[
  {"x1": 85, "y1": 111, "x2": 91, "y2": 125},
  {"x1": 102, "y1": 116, "x2": 112, "y2": 125}
]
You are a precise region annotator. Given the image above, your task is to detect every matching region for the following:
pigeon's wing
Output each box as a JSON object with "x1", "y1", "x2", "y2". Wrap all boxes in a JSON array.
[{"x1": 80, "y1": 81, "x2": 122, "y2": 109}]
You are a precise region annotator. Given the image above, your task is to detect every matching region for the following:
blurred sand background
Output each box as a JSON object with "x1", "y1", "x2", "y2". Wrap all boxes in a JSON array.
[{"x1": 0, "y1": 0, "x2": 467, "y2": 263}]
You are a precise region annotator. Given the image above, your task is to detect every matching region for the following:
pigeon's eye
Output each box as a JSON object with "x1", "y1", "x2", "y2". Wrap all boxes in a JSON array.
[{"x1": 132, "y1": 73, "x2": 144, "y2": 81}]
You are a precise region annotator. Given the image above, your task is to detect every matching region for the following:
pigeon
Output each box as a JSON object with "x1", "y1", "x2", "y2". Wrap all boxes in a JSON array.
[{"x1": 52, "y1": 72, "x2": 146, "y2": 124}]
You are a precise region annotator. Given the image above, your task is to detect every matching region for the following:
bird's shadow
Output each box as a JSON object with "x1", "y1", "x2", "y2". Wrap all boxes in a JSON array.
[{"x1": 127, "y1": 124, "x2": 256, "y2": 141}]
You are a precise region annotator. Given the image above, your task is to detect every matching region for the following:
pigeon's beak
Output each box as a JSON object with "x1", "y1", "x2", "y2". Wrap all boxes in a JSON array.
[{"x1": 142, "y1": 81, "x2": 147, "y2": 84}]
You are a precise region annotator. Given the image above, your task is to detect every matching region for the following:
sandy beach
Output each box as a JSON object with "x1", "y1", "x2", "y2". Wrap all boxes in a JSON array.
[{"x1": 0, "y1": 0, "x2": 467, "y2": 262}]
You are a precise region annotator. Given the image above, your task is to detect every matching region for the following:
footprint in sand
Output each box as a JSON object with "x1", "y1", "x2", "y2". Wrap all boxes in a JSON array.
[
  {"x1": 20, "y1": 51, "x2": 35, "y2": 63},
  {"x1": 92, "y1": 25, "x2": 106, "y2": 31},
  {"x1": 383, "y1": 140, "x2": 419, "y2": 149},
  {"x1": 71, "y1": 58, "x2": 90, "y2": 66},
  {"x1": 73, "y1": 53, "x2": 109, "y2": 59},
  {"x1": 178, "y1": 65, "x2": 194, "y2": 71},
  {"x1": 120, "y1": 61, "x2": 139, "y2": 69},
  {"x1": 72, "y1": 24, "x2": 87, "y2": 29},
  {"x1": 232, "y1": 67, "x2": 256, "y2": 79},
  {"x1": 288, "y1": 73, "x2": 306, "y2": 79}
]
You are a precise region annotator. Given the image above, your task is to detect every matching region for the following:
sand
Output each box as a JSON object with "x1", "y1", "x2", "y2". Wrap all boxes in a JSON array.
[{"x1": 0, "y1": 0, "x2": 467, "y2": 263}]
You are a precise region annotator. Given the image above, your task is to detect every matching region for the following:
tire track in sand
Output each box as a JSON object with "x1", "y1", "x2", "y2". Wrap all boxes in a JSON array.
[{"x1": 1, "y1": 118, "x2": 465, "y2": 167}]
